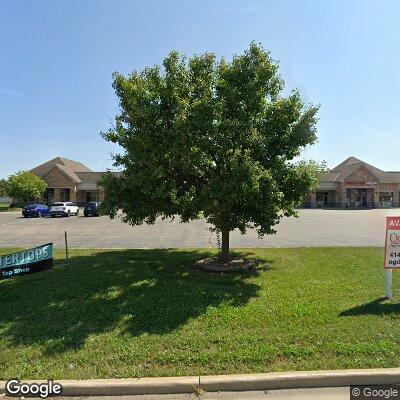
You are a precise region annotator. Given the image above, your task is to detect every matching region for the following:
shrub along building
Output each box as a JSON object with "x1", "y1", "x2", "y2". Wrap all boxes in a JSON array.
[
  {"x1": 304, "y1": 157, "x2": 400, "y2": 208},
  {"x1": 30, "y1": 157, "x2": 106, "y2": 205}
]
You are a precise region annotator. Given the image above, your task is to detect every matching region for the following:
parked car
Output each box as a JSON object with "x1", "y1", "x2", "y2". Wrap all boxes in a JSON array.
[
  {"x1": 22, "y1": 203, "x2": 50, "y2": 218},
  {"x1": 84, "y1": 202, "x2": 101, "y2": 217},
  {"x1": 50, "y1": 202, "x2": 79, "y2": 217}
]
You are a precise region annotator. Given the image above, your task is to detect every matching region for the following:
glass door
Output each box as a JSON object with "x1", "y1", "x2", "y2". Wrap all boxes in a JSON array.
[
  {"x1": 355, "y1": 189, "x2": 367, "y2": 207},
  {"x1": 316, "y1": 192, "x2": 328, "y2": 207}
]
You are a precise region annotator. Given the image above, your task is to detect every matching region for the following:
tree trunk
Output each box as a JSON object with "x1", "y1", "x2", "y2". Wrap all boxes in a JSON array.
[{"x1": 221, "y1": 228, "x2": 230, "y2": 258}]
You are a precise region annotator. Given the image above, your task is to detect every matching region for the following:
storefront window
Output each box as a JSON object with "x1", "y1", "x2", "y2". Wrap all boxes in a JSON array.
[
  {"x1": 345, "y1": 188, "x2": 374, "y2": 208},
  {"x1": 60, "y1": 188, "x2": 70, "y2": 202},
  {"x1": 380, "y1": 192, "x2": 393, "y2": 208},
  {"x1": 316, "y1": 191, "x2": 328, "y2": 207},
  {"x1": 85, "y1": 191, "x2": 100, "y2": 202}
]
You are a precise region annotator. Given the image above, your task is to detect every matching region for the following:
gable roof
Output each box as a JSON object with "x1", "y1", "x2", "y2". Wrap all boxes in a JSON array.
[
  {"x1": 30, "y1": 157, "x2": 121, "y2": 184},
  {"x1": 322, "y1": 157, "x2": 400, "y2": 183},
  {"x1": 318, "y1": 171, "x2": 341, "y2": 182},
  {"x1": 75, "y1": 171, "x2": 105, "y2": 182},
  {"x1": 54, "y1": 164, "x2": 82, "y2": 183},
  {"x1": 30, "y1": 157, "x2": 93, "y2": 183},
  {"x1": 328, "y1": 157, "x2": 380, "y2": 182},
  {"x1": 330, "y1": 157, "x2": 368, "y2": 172}
]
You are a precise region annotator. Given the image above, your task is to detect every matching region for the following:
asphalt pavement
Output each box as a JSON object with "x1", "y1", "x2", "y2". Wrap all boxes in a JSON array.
[
  {"x1": 0, "y1": 208, "x2": 396, "y2": 249},
  {"x1": 52, "y1": 387, "x2": 349, "y2": 399}
]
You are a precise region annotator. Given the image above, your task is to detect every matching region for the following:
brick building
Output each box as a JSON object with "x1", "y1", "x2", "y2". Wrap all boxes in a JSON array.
[
  {"x1": 304, "y1": 157, "x2": 400, "y2": 208},
  {"x1": 30, "y1": 155, "x2": 400, "y2": 208},
  {"x1": 30, "y1": 157, "x2": 106, "y2": 205}
]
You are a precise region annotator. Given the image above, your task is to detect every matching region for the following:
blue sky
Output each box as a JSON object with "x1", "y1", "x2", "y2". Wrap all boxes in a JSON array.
[{"x1": 1, "y1": 0, "x2": 399, "y2": 178}]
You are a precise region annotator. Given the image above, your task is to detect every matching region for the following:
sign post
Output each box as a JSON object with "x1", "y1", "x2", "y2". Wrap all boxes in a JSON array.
[
  {"x1": 65, "y1": 230, "x2": 69, "y2": 267},
  {"x1": 385, "y1": 269, "x2": 393, "y2": 299},
  {"x1": 383, "y1": 216, "x2": 400, "y2": 298}
]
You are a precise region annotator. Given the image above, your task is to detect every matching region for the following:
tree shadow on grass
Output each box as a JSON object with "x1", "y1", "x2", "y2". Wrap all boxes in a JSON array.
[
  {"x1": 0, "y1": 249, "x2": 264, "y2": 355},
  {"x1": 340, "y1": 297, "x2": 400, "y2": 317}
]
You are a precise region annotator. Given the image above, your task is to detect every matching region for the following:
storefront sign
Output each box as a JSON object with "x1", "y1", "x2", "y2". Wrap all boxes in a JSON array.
[
  {"x1": 0, "y1": 243, "x2": 53, "y2": 280},
  {"x1": 346, "y1": 181, "x2": 377, "y2": 186},
  {"x1": 384, "y1": 217, "x2": 400, "y2": 269}
]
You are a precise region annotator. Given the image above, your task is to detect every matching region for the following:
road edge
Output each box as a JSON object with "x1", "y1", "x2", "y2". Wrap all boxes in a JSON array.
[{"x1": 1, "y1": 368, "x2": 400, "y2": 396}]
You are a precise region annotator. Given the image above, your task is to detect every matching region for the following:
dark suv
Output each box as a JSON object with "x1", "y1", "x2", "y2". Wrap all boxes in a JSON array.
[{"x1": 83, "y1": 202, "x2": 101, "y2": 217}]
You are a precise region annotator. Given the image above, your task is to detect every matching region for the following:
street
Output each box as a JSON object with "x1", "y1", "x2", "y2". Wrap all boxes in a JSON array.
[{"x1": 52, "y1": 387, "x2": 349, "y2": 399}]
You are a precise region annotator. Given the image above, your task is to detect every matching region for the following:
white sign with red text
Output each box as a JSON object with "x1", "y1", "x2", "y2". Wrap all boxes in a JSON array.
[{"x1": 384, "y1": 216, "x2": 400, "y2": 269}]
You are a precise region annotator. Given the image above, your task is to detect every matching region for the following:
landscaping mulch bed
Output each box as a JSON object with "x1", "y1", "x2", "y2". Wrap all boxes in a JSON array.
[{"x1": 195, "y1": 256, "x2": 257, "y2": 273}]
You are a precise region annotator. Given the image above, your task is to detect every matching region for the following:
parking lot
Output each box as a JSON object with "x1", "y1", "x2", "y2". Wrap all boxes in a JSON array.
[{"x1": 0, "y1": 208, "x2": 397, "y2": 249}]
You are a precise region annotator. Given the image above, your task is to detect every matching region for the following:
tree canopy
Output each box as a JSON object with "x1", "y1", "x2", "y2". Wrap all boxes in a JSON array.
[
  {"x1": 4, "y1": 171, "x2": 47, "y2": 203},
  {"x1": 0, "y1": 179, "x2": 6, "y2": 197},
  {"x1": 100, "y1": 42, "x2": 320, "y2": 255}
]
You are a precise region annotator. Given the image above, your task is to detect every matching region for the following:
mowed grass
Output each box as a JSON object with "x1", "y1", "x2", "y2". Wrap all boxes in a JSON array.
[
  {"x1": 0, "y1": 204, "x2": 21, "y2": 212},
  {"x1": 0, "y1": 247, "x2": 399, "y2": 379}
]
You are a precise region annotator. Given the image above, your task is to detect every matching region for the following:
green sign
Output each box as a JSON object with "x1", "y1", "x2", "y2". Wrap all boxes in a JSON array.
[{"x1": 0, "y1": 243, "x2": 53, "y2": 280}]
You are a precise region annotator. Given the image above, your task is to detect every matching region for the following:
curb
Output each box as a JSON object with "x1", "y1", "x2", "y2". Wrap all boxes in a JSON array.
[
  {"x1": 1, "y1": 368, "x2": 400, "y2": 396},
  {"x1": 200, "y1": 368, "x2": 400, "y2": 392}
]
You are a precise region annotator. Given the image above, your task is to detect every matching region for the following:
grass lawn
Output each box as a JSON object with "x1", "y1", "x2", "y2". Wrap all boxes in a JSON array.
[
  {"x1": 0, "y1": 247, "x2": 398, "y2": 379},
  {"x1": 0, "y1": 203, "x2": 21, "y2": 212}
]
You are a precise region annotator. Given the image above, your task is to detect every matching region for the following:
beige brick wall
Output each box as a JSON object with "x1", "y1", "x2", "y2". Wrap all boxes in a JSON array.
[
  {"x1": 41, "y1": 167, "x2": 77, "y2": 202},
  {"x1": 344, "y1": 165, "x2": 378, "y2": 184}
]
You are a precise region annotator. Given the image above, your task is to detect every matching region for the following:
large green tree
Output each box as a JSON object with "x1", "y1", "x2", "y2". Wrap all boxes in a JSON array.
[
  {"x1": 5, "y1": 171, "x2": 47, "y2": 203},
  {"x1": 0, "y1": 179, "x2": 6, "y2": 197},
  {"x1": 100, "y1": 43, "x2": 320, "y2": 256}
]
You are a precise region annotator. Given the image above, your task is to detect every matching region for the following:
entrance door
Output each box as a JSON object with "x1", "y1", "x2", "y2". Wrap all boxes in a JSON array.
[
  {"x1": 316, "y1": 191, "x2": 328, "y2": 207},
  {"x1": 355, "y1": 189, "x2": 367, "y2": 207}
]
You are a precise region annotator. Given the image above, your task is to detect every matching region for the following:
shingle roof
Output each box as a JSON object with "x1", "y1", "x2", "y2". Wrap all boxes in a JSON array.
[
  {"x1": 30, "y1": 157, "x2": 93, "y2": 183},
  {"x1": 323, "y1": 157, "x2": 400, "y2": 183},
  {"x1": 30, "y1": 157, "x2": 122, "y2": 184},
  {"x1": 330, "y1": 157, "x2": 371, "y2": 172},
  {"x1": 30, "y1": 157, "x2": 91, "y2": 176},
  {"x1": 54, "y1": 164, "x2": 81, "y2": 183},
  {"x1": 318, "y1": 171, "x2": 341, "y2": 182},
  {"x1": 58, "y1": 157, "x2": 92, "y2": 172},
  {"x1": 75, "y1": 172, "x2": 105, "y2": 182},
  {"x1": 75, "y1": 171, "x2": 123, "y2": 183}
]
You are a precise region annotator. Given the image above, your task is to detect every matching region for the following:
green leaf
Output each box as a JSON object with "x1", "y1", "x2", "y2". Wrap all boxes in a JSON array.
[
  {"x1": 5, "y1": 171, "x2": 47, "y2": 203},
  {"x1": 99, "y1": 42, "x2": 320, "y2": 254}
]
